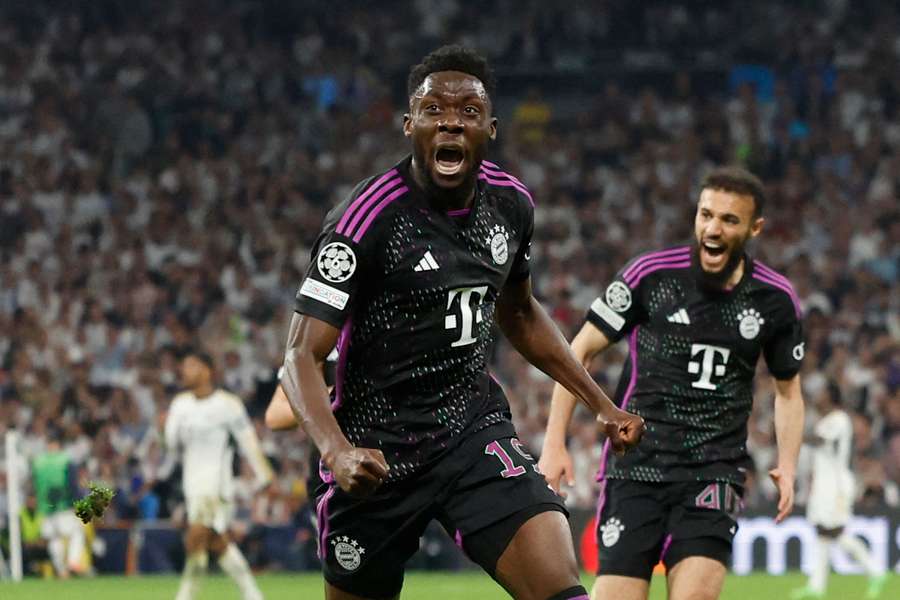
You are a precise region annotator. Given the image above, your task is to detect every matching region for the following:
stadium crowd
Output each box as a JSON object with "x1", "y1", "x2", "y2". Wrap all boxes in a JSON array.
[{"x1": 0, "y1": 0, "x2": 898, "y2": 570}]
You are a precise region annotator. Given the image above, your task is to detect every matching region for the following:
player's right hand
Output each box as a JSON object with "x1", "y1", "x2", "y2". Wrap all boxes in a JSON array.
[
  {"x1": 598, "y1": 408, "x2": 645, "y2": 455},
  {"x1": 328, "y1": 446, "x2": 389, "y2": 497},
  {"x1": 538, "y1": 446, "x2": 574, "y2": 498}
]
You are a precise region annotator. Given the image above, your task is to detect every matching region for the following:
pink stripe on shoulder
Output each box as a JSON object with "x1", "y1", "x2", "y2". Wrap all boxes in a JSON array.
[
  {"x1": 336, "y1": 169, "x2": 400, "y2": 235},
  {"x1": 754, "y1": 261, "x2": 794, "y2": 287},
  {"x1": 627, "y1": 260, "x2": 691, "y2": 288},
  {"x1": 752, "y1": 273, "x2": 802, "y2": 317},
  {"x1": 622, "y1": 247, "x2": 691, "y2": 280},
  {"x1": 477, "y1": 172, "x2": 534, "y2": 206},
  {"x1": 351, "y1": 186, "x2": 409, "y2": 243},
  {"x1": 342, "y1": 177, "x2": 404, "y2": 239}
]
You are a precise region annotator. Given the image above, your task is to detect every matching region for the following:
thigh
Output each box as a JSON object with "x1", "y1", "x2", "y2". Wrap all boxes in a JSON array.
[
  {"x1": 493, "y1": 510, "x2": 581, "y2": 600},
  {"x1": 439, "y1": 435, "x2": 567, "y2": 574},
  {"x1": 317, "y1": 482, "x2": 433, "y2": 599},
  {"x1": 664, "y1": 482, "x2": 741, "y2": 571},
  {"x1": 325, "y1": 581, "x2": 399, "y2": 600},
  {"x1": 596, "y1": 479, "x2": 668, "y2": 581},
  {"x1": 666, "y1": 556, "x2": 726, "y2": 600},
  {"x1": 184, "y1": 523, "x2": 211, "y2": 553}
]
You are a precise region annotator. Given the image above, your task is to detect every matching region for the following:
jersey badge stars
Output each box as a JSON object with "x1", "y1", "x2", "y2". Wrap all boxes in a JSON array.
[
  {"x1": 317, "y1": 242, "x2": 357, "y2": 283},
  {"x1": 486, "y1": 224, "x2": 510, "y2": 265},
  {"x1": 331, "y1": 535, "x2": 365, "y2": 571},
  {"x1": 738, "y1": 308, "x2": 764, "y2": 340},
  {"x1": 605, "y1": 281, "x2": 632, "y2": 312},
  {"x1": 413, "y1": 250, "x2": 440, "y2": 272},
  {"x1": 600, "y1": 517, "x2": 625, "y2": 547},
  {"x1": 666, "y1": 308, "x2": 691, "y2": 325}
]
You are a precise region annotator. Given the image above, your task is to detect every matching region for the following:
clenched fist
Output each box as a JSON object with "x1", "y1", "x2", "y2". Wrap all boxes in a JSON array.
[
  {"x1": 326, "y1": 446, "x2": 390, "y2": 497},
  {"x1": 598, "y1": 408, "x2": 645, "y2": 455}
]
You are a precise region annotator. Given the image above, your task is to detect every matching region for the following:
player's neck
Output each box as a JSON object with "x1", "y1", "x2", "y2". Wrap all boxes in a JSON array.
[
  {"x1": 409, "y1": 158, "x2": 476, "y2": 211},
  {"x1": 191, "y1": 383, "x2": 216, "y2": 399},
  {"x1": 723, "y1": 258, "x2": 746, "y2": 290}
]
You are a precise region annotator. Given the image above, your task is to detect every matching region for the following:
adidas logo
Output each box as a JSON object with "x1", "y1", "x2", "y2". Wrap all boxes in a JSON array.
[
  {"x1": 413, "y1": 251, "x2": 440, "y2": 272},
  {"x1": 666, "y1": 308, "x2": 691, "y2": 325}
]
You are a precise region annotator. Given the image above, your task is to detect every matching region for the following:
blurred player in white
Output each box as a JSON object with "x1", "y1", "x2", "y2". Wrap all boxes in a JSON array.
[
  {"x1": 792, "y1": 382, "x2": 886, "y2": 599},
  {"x1": 165, "y1": 349, "x2": 273, "y2": 600}
]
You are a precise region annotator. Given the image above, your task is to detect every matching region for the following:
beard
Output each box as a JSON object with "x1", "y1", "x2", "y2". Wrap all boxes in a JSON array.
[{"x1": 693, "y1": 238, "x2": 747, "y2": 290}]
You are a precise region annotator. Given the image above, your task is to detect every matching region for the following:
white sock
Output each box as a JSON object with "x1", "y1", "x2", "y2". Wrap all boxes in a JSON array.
[
  {"x1": 218, "y1": 543, "x2": 263, "y2": 600},
  {"x1": 809, "y1": 535, "x2": 832, "y2": 593},
  {"x1": 837, "y1": 534, "x2": 882, "y2": 577},
  {"x1": 66, "y1": 530, "x2": 86, "y2": 573},
  {"x1": 175, "y1": 551, "x2": 208, "y2": 600},
  {"x1": 48, "y1": 537, "x2": 67, "y2": 576}
]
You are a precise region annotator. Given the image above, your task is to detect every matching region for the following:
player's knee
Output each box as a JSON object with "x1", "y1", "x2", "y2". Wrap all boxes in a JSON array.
[{"x1": 544, "y1": 585, "x2": 589, "y2": 600}]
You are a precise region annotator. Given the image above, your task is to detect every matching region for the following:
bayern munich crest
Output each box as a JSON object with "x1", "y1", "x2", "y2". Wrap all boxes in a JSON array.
[
  {"x1": 317, "y1": 242, "x2": 357, "y2": 283},
  {"x1": 605, "y1": 281, "x2": 632, "y2": 313},
  {"x1": 600, "y1": 517, "x2": 625, "y2": 547},
  {"x1": 331, "y1": 535, "x2": 365, "y2": 571},
  {"x1": 738, "y1": 308, "x2": 764, "y2": 340},
  {"x1": 486, "y1": 224, "x2": 510, "y2": 265}
]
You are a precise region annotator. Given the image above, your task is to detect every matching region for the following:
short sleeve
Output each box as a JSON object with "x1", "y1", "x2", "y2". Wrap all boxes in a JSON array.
[
  {"x1": 763, "y1": 301, "x2": 804, "y2": 381},
  {"x1": 585, "y1": 261, "x2": 648, "y2": 343},
  {"x1": 508, "y1": 201, "x2": 533, "y2": 283},
  {"x1": 294, "y1": 188, "x2": 385, "y2": 328}
]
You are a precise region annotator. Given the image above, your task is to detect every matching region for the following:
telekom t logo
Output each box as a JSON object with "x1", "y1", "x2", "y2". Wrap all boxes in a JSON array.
[
  {"x1": 445, "y1": 286, "x2": 488, "y2": 347},
  {"x1": 688, "y1": 344, "x2": 731, "y2": 390}
]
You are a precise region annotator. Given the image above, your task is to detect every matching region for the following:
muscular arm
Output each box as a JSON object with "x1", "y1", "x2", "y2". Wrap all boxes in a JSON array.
[
  {"x1": 770, "y1": 373, "x2": 804, "y2": 523},
  {"x1": 496, "y1": 277, "x2": 641, "y2": 451},
  {"x1": 283, "y1": 313, "x2": 387, "y2": 495}
]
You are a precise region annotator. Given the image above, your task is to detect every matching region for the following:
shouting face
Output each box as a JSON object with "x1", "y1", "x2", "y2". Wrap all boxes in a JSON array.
[
  {"x1": 404, "y1": 71, "x2": 497, "y2": 194},
  {"x1": 694, "y1": 187, "x2": 764, "y2": 287}
]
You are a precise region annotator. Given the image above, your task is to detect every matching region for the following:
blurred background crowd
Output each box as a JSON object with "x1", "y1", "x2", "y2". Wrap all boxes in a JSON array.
[{"x1": 0, "y1": 0, "x2": 898, "y2": 573}]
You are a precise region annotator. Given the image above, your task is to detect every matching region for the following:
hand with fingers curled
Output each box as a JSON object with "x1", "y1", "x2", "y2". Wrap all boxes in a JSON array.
[
  {"x1": 326, "y1": 445, "x2": 390, "y2": 497},
  {"x1": 597, "y1": 408, "x2": 645, "y2": 456}
]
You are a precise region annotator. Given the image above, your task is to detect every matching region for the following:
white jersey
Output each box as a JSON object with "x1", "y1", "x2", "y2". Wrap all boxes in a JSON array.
[
  {"x1": 165, "y1": 389, "x2": 273, "y2": 501},
  {"x1": 807, "y1": 409, "x2": 854, "y2": 527}
]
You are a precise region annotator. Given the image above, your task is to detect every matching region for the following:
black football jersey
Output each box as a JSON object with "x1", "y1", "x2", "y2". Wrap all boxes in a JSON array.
[
  {"x1": 586, "y1": 246, "x2": 804, "y2": 486},
  {"x1": 294, "y1": 156, "x2": 534, "y2": 482}
]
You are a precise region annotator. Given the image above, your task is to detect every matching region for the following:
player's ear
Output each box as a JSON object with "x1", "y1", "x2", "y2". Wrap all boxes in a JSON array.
[
  {"x1": 488, "y1": 116, "x2": 498, "y2": 141},
  {"x1": 750, "y1": 216, "x2": 765, "y2": 239},
  {"x1": 402, "y1": 112, "x2": 412, "y2": 138}
]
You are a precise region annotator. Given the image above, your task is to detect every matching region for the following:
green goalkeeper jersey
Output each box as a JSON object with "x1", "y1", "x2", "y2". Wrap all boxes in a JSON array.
[{"x1": 32, "y1": 450, "x2": 73, "y2": 515}]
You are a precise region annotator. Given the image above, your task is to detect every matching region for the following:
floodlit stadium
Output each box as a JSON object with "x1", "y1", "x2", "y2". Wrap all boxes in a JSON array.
[{"x1": 1, "y1": 1, "x2": 898, "y2": 599}]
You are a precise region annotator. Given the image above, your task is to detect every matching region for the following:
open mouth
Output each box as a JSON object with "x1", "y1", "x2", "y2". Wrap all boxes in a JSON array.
[
  {"x1": 700, "y1": 240, "x2": 728, "y2": 269},
  {"x1": 434, "y1": 145, "x2": 465, "y2": 176}
]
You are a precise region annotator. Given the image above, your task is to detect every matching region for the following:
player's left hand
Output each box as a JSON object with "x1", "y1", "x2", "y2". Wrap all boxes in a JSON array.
[
  {"x1": 598, "y1": 408, "x2": 645, "y2": 455},
  {"x1": 769, "y1": 467, "x2": 795, "y2": 523}
]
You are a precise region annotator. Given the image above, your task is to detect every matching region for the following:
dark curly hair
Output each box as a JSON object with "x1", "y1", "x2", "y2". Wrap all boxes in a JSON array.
[
  {"x1": 701, "y1": 166, "x2": 767, "y2": 217},
  {"x1": 407, "y1": 45, "x2": 496, "y2": 101}
]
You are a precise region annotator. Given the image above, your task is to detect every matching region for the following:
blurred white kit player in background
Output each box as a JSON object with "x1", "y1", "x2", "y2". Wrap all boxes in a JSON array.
[
  {"x1": 793, "y1": 382, "x2": 886, "y2": 599},
  {"x1": 164, "y1": 350, "x2": 273, "y2": 600}
]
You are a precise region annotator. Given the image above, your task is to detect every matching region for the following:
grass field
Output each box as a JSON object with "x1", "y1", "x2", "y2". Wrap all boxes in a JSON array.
[{"x1": 1, "y1": 572, "x2": 897, "y2": 600}]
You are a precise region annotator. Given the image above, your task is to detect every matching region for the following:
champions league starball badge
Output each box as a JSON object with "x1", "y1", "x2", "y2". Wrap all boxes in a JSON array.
[
  {"x1": 317, "y1": 242, "x2": 357, "y2": 283},
  {"x1": 605, "y1": 281, "x2": 632, "y2": 313},
  {"x1": 486, "y1": 224, "x2": 510, "y2": 265}
]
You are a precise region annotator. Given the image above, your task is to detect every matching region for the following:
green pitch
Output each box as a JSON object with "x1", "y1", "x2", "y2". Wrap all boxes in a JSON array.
[{"x1": 1, "y1": 572, "x2": 896, "y2": 599}]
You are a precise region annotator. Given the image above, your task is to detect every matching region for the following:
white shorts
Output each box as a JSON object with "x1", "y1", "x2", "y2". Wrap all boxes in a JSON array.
[
  {"x1": 807, "y1": 477, "x2": 853, "y2": 530},
  {"x1": 186, "y1": 495, "x2": 234, "y2": 534},
  {"x1": 40, "y1": 510, "x2": 83, "y2": 540}
]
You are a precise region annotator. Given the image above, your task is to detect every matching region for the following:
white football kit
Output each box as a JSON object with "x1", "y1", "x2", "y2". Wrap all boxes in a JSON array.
[
  {"x1": 807, "y1": 409, "x2": 854, "y2": 529},
  {"x1": 165, "y1": 389, "x2": 273, "y2": 532}
]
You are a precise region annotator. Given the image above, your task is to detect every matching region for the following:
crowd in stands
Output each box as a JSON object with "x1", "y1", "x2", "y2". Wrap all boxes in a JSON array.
[{"x1": 0, "y1": 0, "x2": 898, "y2": 569}]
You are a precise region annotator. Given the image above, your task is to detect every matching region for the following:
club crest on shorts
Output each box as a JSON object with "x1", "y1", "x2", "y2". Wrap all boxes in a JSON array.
[
  {"x1": 605, "y1": 281, "x2": 632, "y2": 312},
  {"x1": 600, "y1": 517, "x2": 625, "y2": 547},
  {"x1": 486, "y1": 224, "x2": 510, "y2": 265},
  {"x1": 317, "y1": 242, "x2": 356, "y2": 283},
  {"x1": 738, "y1": 308, "x2": 764, "y2": 340},
  {"x1": 331, "y1": 535, "x2": 365, "y2": 571}
]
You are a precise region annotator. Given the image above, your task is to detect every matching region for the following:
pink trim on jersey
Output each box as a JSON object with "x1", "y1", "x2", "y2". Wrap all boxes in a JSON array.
[
  {"x1": 316, "y1": 485, "x2": 336, "y2": 558},
  {"x1": 351, "y1": 186, "x2": 409, "y2": 243},
  {"x1": 336, "y1": 169, "x2": 400, "y2": 235},
  {"x1": 342, "y1": 177, "x2": 404, "y2": 239},
  {"x1": 595, "y1": 327, "x2": 640, "y2": 547},
  {"x1": 477, "y1": 172, "x2": 534, "y2": 207},
  {"x1": 331, "y1": 317, "x2": 354, "y2": 411},
  {"x1": 622, "y1": 247, "x2": 691, "y2": 281},
  {"x1": 659, "y1": 533, "x2": 674, "y2": 562},
  {"x1": 752, "y1": 273, "x2": 802, "y2": 318},
  {"x1": 446, "y1": 208, "x2": 471, "y2": 217},
  {"x1": 479, "y1": 162, "x2": 533, "y2": 200},
  {"x1": 625, "y1": 260, "x2": 692, "y2": 288},
  {"x1": 754, "y1": 262, "x2": 802, "y2": 316}
]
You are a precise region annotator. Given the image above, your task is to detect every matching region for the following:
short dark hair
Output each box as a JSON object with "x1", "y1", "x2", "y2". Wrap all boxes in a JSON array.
[
  {"x1": 407, "y1": 45, "x2": 496, "y2": 101},
  {"x1": 181, "y1": 347, "x2": 215, "y2": 370},
  {"x1": 700, "y1": 166, "x2": 767, "y2": 217}
]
